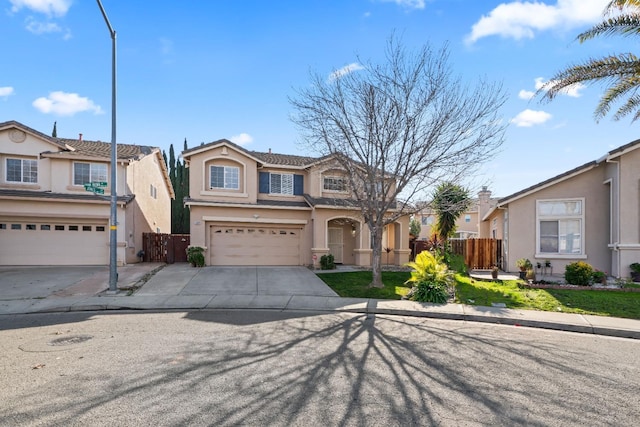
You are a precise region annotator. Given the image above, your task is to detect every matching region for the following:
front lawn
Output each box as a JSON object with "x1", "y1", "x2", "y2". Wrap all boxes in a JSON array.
[
  {"x1": 316, "y1": 270, "x2": 640, "y2": 320},
  {"x1": 316, "y1": 271, "x2": 412, "y2": 300}
]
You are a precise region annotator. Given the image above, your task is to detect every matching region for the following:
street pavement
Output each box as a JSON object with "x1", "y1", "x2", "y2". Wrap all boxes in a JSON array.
[{"x1": 0, "y1": 263, "x2": 639, "y2": 339}]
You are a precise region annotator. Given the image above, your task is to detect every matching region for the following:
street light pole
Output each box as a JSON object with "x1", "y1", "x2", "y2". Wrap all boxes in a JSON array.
[{"x1": 96, "y1": 0, "x2": 118, "y2": 292}]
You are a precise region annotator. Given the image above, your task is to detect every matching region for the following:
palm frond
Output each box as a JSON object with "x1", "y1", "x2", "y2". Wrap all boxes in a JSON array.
[{"x1": 577, "y1": 15, "x2": 640, "y2": 42}]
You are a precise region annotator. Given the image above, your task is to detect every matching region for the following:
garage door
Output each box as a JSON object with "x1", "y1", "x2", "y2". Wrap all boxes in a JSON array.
[
  {"x1": 0, "y1": 219, "x2": 109, "y2": 265},
  {"x1": 209, "y1": 225, "x2": 301, "y2": 266}
]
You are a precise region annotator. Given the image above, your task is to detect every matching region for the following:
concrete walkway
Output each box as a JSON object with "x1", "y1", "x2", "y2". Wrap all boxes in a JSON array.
[{"x1": 0, "y1": 263, "x2": 639, "y2": 340}]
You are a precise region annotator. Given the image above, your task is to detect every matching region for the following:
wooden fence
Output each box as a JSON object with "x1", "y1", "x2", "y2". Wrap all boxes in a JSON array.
[
  {"x1": 411, "y1": 238, "x2": 502, "y2": 270},
  {"x1": 142, "y1": 233, "x2": 190, "y2": 263}
]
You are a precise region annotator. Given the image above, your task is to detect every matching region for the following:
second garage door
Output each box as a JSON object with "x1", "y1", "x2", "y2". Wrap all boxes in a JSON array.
[{"x1": 209, "y1": 225, "x2": 301, "y2": 266}]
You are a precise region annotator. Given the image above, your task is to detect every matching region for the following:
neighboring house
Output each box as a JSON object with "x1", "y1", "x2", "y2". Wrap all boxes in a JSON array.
[
  {"x1": 416, "y1": 187, "x2": 500, "y2": 240},
  {"x1": 182, "y1": 139, "x2": 410, "y2": 267},
  {"x1": 0, "y1": 120, "x2": 173, "y2": 266},
  {"x1": 482, "y1": 138, "x2": 640, "y2": 279}
]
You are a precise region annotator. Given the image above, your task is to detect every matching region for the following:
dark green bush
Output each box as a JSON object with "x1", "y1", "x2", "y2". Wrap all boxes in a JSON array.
[
  {"x1": 187, "y1": 246, "x2": 205, "y2": 267},
  {"x1": 564, "y1": 261, "x2": 594, "y2": 286},
  {"x1": 320, "y1": 254, "x2": 335, "y2": 270}
]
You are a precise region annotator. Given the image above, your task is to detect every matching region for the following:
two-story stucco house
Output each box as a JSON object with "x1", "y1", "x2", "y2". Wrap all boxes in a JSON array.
[
  {"x1": 482, "y1": 137, "x2": 640, "y2": 279},
  {"x1": 182, "y1": 139, "x2": 411, "y2": 268},
  {"x1": 0, "y1": 120, "x2": 173, "y2": 266}
]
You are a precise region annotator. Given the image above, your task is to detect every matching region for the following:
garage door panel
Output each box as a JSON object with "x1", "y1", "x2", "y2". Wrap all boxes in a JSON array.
[
  {"x1": 0, "y1": 219, "x2": 108, "y2": 265},
  {"x1": 209, "y1": 225, "x2": 301, "y2": 266}
]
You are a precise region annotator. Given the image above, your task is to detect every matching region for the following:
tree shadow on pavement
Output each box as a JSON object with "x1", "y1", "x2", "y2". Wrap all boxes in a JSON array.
[{"x1": 1, "y1": 310, "x2": 637, "y2": 426}]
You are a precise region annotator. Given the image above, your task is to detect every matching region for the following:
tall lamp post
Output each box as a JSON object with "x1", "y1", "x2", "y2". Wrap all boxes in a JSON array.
[{"x1": 97, "y1": 0, "x2": 118, "y2": 292}]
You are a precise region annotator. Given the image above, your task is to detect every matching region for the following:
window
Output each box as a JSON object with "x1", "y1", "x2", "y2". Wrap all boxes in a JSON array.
[
  {"x1": 11, "y1": 224, "x2": 21, "y2": 230},
  {"x1": 41, "y1": 225, "x2": 50, "y2": 230},
  {"x1": 83, "y1": 226, "x2": 92, "y2": 231},
  {"x1": 465, "y1": 215, "x2": 471, "y2": 223},
  {"x1": 537, "y1": 199, "x2": 583, "y2": 255},
  {"x1": 323, "y1": 176, "x2": 347, "y2": 192},
  {"x1": 270, "y1": 173, "x2": 293, "y2": 195},
  {"x1": 421, "y1": 215, "x2": 434, "y2": 226},
  {"x1": 55, "y1": 225, "x2": 65, "y2": 231},
  {"x1": 96, "y1": 226, "x2": 105, "y2": 232},
  {"x1": 150, "y1": 184, "x2": 157, "y2": 199},
  {"x1": 6, "y1": 158, "x2": 37, "y2": 183},
  {"x1": 0, "y1": 224, "x2": 6, "y2": 230},
  {"x1": 210, "y1": 165, "x2": 239, "y2": 189},
  {"x1": 69, "y1": 225, "x2": 79, "y2": 231},
  {"x1": 26, "y1": 224, "x2": 36, "y2": 230},
  {"x1": 74, "y1": 162, "x2": 107, "y2": 186}
]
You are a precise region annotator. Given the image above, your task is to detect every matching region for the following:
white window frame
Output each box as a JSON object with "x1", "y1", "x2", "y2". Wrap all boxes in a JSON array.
[
  {"x1": 6, "y1": 157, "x2": 38, "y2": 183},
  {"x1": 210, "y1": 165, "x2": 239, "y2": 190},
  {"x1": 270, "y1": 173, "x2": 293, "y2": 195},
  {"x1": 323, "y1": 175, "x2": 347, "y2": 192},
  {"x1": 73, "y1": 162, "x2": 108, "y2": 186},
  {"x1": 535, "y1": 198, "x2": 586, "y2": 258}
]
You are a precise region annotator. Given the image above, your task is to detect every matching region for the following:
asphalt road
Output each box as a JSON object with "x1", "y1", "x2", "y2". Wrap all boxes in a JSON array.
[{"x1": 1, "y1": 310, "x2": 638, "y2": 426}]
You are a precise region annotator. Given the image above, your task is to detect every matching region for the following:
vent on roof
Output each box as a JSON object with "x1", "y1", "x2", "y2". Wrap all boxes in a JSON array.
[{"x1": 79, "y1": 133, "x2": 83, "y2": 142}]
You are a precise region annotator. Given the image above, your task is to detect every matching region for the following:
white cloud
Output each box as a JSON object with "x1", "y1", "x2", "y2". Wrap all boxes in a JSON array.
[
  {"x1": 511, "y1": 109, "x2": 552, "y2": 127},
  {"x1": 328, "y1": 63, "x2": 365, "y2": 82},
  {"x1": 379, "y1": 0, "x2": 425, "y2": 10},
  {"x1": 25, "y1": 17, "x2": 61, "y2": 34},
  {"x1": 518, "y1": 89, "x2": 535, "y2": 100},
  {"x1": 0, "y1": 87, "x2": 15, "y2": 98},
  {"x1": 9, "y1": 0, "x2": 72, "y2": 17},
  {"x1": 32, "y1": 91, "x2": 103, "y2": 116},
  {"x1": 466, "y1": 0, "x2": 609, "y2": 44},
  {"x1": 229, "y1": 133, "x2": 253, "y2": 146}
]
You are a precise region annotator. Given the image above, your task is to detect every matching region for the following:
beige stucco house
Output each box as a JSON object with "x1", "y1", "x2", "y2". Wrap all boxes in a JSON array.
[
  {"x1": 482, "y1": 138, "x2": 640, "y2": 279},
  {"x1": 416, "y1": 187, "x2": 500, "y2": 240},
  {"x1": 182, "y1": 139, "x2": 410, "y2": 267},
  {"x1": 0, "y1": 120, "x2": 173, "y2": 266}
]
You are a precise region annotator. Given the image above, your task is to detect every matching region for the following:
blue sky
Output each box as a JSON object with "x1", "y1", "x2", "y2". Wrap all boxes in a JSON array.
[{"x1": 1, "y1": 0, "x2": 637, "y2": 198}]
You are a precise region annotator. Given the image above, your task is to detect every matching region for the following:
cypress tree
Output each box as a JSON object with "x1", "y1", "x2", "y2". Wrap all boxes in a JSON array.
[{"x1": 52, "y1": 121, "x2": 57, "y2": 138}]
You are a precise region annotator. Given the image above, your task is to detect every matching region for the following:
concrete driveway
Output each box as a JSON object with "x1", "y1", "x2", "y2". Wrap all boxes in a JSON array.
[
  {"x1": 0, "y1": 264, "x2": 337, "y2": 301},
  {"x1": 136, "y1": 264, "x2": 338, "y2": 298}
]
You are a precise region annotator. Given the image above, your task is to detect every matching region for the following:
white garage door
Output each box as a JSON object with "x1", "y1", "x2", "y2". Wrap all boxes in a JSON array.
[
  {"x1": 0, "y1": 218, "x2": 109, "y2": 265},
  {"x1": 209, "y1": 225, "x2": 301, "y2": 266}
]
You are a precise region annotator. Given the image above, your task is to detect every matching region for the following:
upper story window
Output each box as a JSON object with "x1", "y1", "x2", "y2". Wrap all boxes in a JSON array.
[
  {"x1": 537, "y1": 199, "x2": 583, "y2": 255},
  {"x1": 421, "y1": 215, "x2": 433, "y2": 226},
  {"x1": 465, "y1": 214, "x2": 471, "y2": 223},
  {"x1": 323, "y1": 176, "x2": 347, "y2": 192},
  {"x1": 259, "y1": 172, "x2": 303, "y2": 196},
  {"x1": 270, "y1": 173, "x2": 293, "y2": 195},
  {"x1": 74, "y1": 162, "x2": 107, "y2": 186},
  {"x1": 210, "y1": 165, "x2": 239, "y2": 190},
  {"x1": 6, "y1": 158, "x2": 37, "y2": 183}
]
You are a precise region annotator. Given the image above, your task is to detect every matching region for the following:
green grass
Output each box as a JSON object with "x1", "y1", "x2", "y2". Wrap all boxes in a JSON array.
[
  {"x1": 316, "y1": 270, "x2": 640, "y2": 319},
  {"x1": 316, "y1": 271, "x2": 412, "y2": 300}
]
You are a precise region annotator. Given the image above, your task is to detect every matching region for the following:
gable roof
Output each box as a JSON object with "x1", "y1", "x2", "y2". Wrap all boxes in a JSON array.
[
  {"x1": 0, "y1": 120, "x2": 68, "y2": 150},
  {"x1": 498, "y1": 137, "x2": 640, "y2": 206}
]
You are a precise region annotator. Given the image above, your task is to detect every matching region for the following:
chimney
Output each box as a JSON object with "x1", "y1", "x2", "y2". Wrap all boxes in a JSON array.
[
  {"x1": 268, "y1": 148, "x2": 272, "y2": 154},
  {"x1": 78, "y1": 133, "x2": 83, "y2": 142}
]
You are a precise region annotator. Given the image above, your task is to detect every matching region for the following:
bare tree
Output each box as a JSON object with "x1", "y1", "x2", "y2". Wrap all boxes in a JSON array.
[{"x1": 290, "y1": 37, "x2": 507, "y2": 287}]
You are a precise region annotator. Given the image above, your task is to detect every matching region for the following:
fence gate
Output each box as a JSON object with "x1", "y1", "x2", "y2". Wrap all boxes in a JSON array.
[
  {"x1": 464, "y1": 238, "x2": 502, "y2": 270},
  {"x1": 142, "y1": 233, "x2": 190, "y2": 263}
]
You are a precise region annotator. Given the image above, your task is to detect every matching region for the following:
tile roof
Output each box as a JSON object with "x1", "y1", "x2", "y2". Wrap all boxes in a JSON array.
[
  {"x1": 57, "y1": 138, "x2": 155, "y2": 160},
  {"x1": 0, "y1": 188, "x2": 135, "y2": 204},
  {"x1": 250, "y1": 151, "x2": 316, "y2": 167}
]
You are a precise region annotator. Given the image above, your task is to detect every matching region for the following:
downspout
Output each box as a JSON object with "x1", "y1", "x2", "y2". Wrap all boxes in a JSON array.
[{"x1": 606, "y1": 158, "x2": 620, "y2": 277}]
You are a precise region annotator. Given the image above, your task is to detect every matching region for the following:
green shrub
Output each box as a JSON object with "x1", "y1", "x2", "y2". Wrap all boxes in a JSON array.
[
  {"x1": 410, "y1": 280, "x2": 449, "y2": 303},
  {"x1": 405, "y1": 251, "x2": 453, "y2": 303},
  {"x1": 564, "y1": 261, "x2": 594, "y2": 286},
  {"x1": 187, "y1": 246, "x2": 205, "y2": 267},
  {"x1": 320, "y1": 254, "x2": 335, "y2": 270},
  {"x1": 592, "y1": 270, "x2": 606, "y2": 284}
]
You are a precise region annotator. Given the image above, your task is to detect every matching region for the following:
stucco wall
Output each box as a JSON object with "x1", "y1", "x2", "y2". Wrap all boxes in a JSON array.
[{"x1": 505, "y1": 164, "x2": 610, "y2": 274}]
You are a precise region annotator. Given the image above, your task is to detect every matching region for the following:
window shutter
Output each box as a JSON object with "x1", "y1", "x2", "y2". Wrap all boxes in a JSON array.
[
  {"x1": 294, "y1": 174, "x2": 303, "y2": 195},
  {"x1": 259, "y1": 172, "x2": 269, "y2": 193}
]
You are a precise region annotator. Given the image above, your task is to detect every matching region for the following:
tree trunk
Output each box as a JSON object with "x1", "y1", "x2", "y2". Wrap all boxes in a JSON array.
[{"x1": 369, "y1": 225, "x2": 384, "y2": 288}]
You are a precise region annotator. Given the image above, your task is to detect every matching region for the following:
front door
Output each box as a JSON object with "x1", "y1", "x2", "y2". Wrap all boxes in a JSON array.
[{"x1": 328, "y1": 227, "x2": 344, "y2": 264}]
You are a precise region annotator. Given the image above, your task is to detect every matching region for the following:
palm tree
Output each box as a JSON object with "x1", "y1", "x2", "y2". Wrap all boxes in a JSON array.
[
  {"x1": 430, "y1": 182, "x2": 470, "y2": 241},
  {"x1": 539, "y1": 0, "x2": 640, "y2": 122}
]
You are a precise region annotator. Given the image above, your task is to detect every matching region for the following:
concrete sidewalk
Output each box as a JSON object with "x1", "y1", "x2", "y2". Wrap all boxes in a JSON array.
[{"x1": 0, "y1": 263, "x2": 639, "y2": 340}]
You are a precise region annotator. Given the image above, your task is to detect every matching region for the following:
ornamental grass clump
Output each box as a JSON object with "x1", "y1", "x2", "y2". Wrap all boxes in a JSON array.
[{"x1": 404, "y1": 251, "x2": 453, "y2": 303}]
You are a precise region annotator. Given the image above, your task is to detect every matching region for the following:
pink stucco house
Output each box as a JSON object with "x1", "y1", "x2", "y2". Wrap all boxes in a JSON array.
[
  {"x1": 482, "y1": 138, "x2": 640, "y2": 279},
  {"x1": 0, "y1": 120, "x2": 173, "y2": 266}
]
